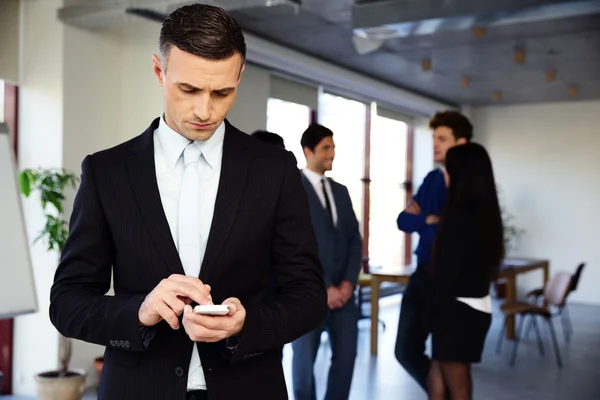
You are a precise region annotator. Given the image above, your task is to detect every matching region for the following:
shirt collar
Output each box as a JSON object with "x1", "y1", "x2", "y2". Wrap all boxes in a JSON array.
[
  {"x1": 157, "y1": 114, "x2": 225, "y2": 170},
  {"x1": 302, "y1": 168, "x2": 327, "y2": 187}
]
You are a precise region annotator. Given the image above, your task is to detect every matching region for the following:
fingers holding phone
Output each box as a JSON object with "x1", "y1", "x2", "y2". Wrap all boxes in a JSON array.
[
  {"x1": 182, "y1": 297, "x2": 246, "y2": 342},
  {"x1": 138, "y1": 274, "x2": 213, "y2": 330}
]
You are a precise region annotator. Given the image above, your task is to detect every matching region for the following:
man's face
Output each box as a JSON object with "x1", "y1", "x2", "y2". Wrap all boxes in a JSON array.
[
  {"x1": 433, "y1": 126, "x2": 465, "y2": 163},
  {"x1": 305, "y1": 136, "x2": 335, "y2": 174},
  {"x1": 153, "y1": 47, "x2": 244, "y2": 141}
]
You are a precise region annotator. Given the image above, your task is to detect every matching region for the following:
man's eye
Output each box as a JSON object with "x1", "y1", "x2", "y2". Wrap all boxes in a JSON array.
[{"x1": 181, "y1": 87, "x2": 197, "y2": 94}]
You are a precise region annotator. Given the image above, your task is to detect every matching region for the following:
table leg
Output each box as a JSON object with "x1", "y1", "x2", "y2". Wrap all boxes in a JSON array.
[
  {"x1": 542, "y1": 262, "x2": 550, "y2": 308},
  {"x1": 370, "y1": 276, "x2": 381, "y2": 355},
  {"x1": 505, "y1": 275, "x2": 516, "y2": 339}
]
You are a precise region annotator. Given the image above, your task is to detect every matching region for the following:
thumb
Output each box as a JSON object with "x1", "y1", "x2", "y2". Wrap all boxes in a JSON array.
[{"x1": 222, "y1": 297, "x2": 240, "y2": 315}]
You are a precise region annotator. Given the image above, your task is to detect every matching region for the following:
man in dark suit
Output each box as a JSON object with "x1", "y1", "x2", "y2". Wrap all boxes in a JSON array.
[
  {"x1": 292, "y1": 124, "x2": 362, "y2": 400},
  {"x1": 49, "y1": 5, "x2": 326, "y2": 400}
]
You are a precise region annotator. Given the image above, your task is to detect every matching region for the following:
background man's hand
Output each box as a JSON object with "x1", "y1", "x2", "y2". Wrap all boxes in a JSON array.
[
  {"x1": 327, "y1": 286, "x2": 345, "y2": 310},
  {"x1": 405, "y1": 200, "x2": 421, "y2": 215},
  {"x1": 138, "y1": 274, "x2": 213, "y2": 330},
  {"x1": 182, "y1": 297, "x2": 246, "y2": 342},
  {"x1": 339, "y1": 280, "x2": 354, "y2": 303}
]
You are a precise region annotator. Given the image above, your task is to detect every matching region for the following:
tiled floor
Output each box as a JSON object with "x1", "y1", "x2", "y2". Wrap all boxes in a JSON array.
[
  {"x1": 4, "y1": 296, "x2": 599, "y2": 399},
  {"x1": 281, "y1": 296, "x2": 600, "y2": 400}
]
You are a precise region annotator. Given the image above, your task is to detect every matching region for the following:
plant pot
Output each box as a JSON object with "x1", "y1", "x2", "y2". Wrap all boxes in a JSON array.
[
  {"x1": 34, "y1": 369, "x2": 86, "y2": 400},
  {"x1": 94, "y1": 356, "x2": 104, "y2": 383}
]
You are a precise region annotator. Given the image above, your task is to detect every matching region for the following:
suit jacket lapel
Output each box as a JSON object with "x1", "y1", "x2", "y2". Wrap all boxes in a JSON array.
[
  {"x1": 127, "y1": 118, "x2": 185, "y2": 276},
  {"x1": 199, "y1": 120, "x2": 251, "y2": 283},
  {"x1": 302, "y1": 173, "x2": 333, "y2": 225}
]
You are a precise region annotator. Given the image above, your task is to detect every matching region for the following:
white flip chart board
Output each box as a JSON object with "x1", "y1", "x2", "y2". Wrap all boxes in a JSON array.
[{"x1": 0, "y1": 123, "x2": 38, "y2": 318}]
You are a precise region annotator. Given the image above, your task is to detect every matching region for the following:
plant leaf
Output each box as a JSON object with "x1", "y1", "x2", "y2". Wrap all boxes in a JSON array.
[{"x1": 18, "y1": 170, "x2": 32, "y2": 197}]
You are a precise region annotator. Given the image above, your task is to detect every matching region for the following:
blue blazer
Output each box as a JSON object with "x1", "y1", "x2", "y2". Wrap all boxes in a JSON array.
[{"x1": 302, "y1": 173, "x2": 362, "y2": 288}]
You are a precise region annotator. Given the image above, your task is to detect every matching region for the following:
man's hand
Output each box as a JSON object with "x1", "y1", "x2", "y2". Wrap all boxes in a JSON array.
[
  {"x1": 426, "y1": 215, "x2": 440, "y2": 225},
  {"x1": 327, "y1": 286, "x2": 345, "y2": 310},
  {"x1": 182, "y1": 297, "x2": 246, "y2": 343},
  {"x1": 138, "y1": 274, "x2": 213, "y2": 330},
  {"x1": 339, "y1": 280, "x2": 354, "y2": 303},
  {"x1": 405, "y1": 200, "x2": 421, "y2": 215}
]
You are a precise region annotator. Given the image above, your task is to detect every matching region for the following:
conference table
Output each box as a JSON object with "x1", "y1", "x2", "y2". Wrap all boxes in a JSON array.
[{"x1": 368, "y1": 257, "x2": 550, "y2": 355}]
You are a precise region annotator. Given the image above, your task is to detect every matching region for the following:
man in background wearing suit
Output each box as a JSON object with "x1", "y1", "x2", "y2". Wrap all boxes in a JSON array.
[
  {"x1": 49, "y1": 4, "x2": 326, "y2": 400},
  {"x1": 292, "y1": 124, "x2": 363, "y2": 400}
]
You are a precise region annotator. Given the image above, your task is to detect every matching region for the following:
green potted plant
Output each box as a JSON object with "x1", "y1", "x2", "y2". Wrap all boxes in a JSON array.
[
  {"x1": 502, "y1": 206, "x2": 526, "y2": 254},
  {"x1": 18, "y1": 168, "x2": 86, "y2": 400}
]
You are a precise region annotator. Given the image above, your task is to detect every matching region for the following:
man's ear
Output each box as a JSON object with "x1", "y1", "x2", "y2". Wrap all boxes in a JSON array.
[
  {"x1": 152, "y1": 54, "x2": 164, "y2": 86},
  {"x1": 237, "y1": 63, "x2": 245, "y2": 83},
  {"x1": 302, "y1": 146, "x2": 312, "y2": 160},
  {"x1": 456, "y1": 137, "x2": 467, "y2": 145}
]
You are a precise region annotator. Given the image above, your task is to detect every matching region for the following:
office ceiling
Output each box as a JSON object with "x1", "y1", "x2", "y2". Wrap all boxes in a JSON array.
[
  {"x1": 227, "y1": 0, "x2": 600, "y2": 106},
  {"x1": 57, "y1": 0, "x2": 600, "y2": 106}
]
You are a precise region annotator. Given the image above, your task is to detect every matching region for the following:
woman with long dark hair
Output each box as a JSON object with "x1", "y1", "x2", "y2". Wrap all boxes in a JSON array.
[{"x1": 426, "y1": 142, "x2": 505, "y2": 400}]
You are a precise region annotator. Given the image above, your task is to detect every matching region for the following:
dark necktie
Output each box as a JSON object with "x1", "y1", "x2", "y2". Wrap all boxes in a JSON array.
[{"x1": 321, "y1": 178, "x2": 334, "y2": 227}]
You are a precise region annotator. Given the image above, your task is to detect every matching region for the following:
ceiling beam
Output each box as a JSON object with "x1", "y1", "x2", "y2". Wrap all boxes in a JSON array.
[{"x1": 352, "y1": 0, "x2": 590, "y2": 29}]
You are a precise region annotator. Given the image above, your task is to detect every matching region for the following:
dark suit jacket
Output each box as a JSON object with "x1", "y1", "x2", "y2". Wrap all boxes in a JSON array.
[
  {"x1": 49, "y1": 118, "x2": 327, "y2": 400},
  {"x1": 301, "y1": 174, "x2": 362, "y2": 288}
]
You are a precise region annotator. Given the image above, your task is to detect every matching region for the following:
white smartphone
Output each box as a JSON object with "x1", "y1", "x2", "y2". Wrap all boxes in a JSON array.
[{"x1": 193, "y1": 304, "x2": 230, "y2": 316}]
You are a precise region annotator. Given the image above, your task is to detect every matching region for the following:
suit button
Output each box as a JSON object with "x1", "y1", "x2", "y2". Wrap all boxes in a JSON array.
[
  {"x1": 119, "y1": 340, "x2": 125, "y2": 347},
  {"x1": 110, "y1": 340, "x2": 115, "y2": 346},
  {"x1": 175, "y1": 367, "x2": 184, "y2": 377},
  {"x1": 125, "y1": 340, "x2": 130, "y2": 348}
]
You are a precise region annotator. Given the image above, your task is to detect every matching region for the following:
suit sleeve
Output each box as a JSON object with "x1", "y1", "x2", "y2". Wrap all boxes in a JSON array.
[
  {"x1": 396, "y1": 177, "x2": 428, "y2": 233},
  {"x1": 230, "y1": 151, "x2": 327, "y2": 363},
  {"x1": 342, "y1": 186, "x2": 363, "y2": 286},
  {"x1": 426, "y1": 215, "x2": 472, "y2": 316},
  {"x1": 49, "y1": 155, "x2": 148, "y2": 352}
]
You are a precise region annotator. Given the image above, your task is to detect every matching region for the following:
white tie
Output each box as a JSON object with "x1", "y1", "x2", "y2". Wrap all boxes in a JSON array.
[{"x1": 178, "y1": 143, "x2": 204, "y2": 383}]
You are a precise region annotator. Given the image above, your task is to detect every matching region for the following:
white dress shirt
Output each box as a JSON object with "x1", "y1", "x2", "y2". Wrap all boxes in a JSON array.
[
  {"x1": 154, "y1": 115, "x2": 225, "y2": 391},
  {"x1": 302, "y1": 168, "x2": 338, "y2": 227}
]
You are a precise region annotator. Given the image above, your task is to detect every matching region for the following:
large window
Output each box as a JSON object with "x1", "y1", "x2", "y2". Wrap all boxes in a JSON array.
[
  {"x1": 266, "y1": 98, "x2": 311, "y2": 169},
  {"x1": 368, "y1": 114, "x2": 409, "y2": 267},
  {"x1": 318, "y1": 93, "x2": 366, "y2": 226}
]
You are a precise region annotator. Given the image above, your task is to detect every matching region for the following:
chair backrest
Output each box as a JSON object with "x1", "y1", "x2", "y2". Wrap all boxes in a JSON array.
[
  {"x1": 543, "y1": 272, "x2": 573, "y2": 307},
  {"x1": 569, "y1": 262, "x2": 586, "y2": 292}
]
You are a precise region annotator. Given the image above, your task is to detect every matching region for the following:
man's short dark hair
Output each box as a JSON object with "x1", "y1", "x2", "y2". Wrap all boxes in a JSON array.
[
  {"x1": 301, "y1": 124, "x2": 333, "y2": 152},
  {"x1": 251, "y1": 130, "x2": 285, "y2": 149},
  {"x1": 429, "y1": 110, "x2": 473, "y2": 142},
  {"x1": 159, "y1": 4, "x2": 246, "y2": 68}
]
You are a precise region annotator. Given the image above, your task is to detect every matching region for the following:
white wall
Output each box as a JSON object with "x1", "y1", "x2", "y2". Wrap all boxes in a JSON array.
[
  {"x1": 120, "y1": 20, "x2": 162, "y2": 140},
  {"x1": 14, "y1": 0, "x2": 64, "y2": 394},
  {"x1": 472, "y1": 100, "x2": 600, "y2": 305},
  {"x1": 61, "y1": 23, "x2": 124, "y2": 388},
  {"x1": 227, "y1": 63, "x2": 270, "y2": 133}
]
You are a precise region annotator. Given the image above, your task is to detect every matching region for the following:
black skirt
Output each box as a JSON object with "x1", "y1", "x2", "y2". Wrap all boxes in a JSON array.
[{"x1": 431, "y1": 300, "x2": 492, "y2": 363}]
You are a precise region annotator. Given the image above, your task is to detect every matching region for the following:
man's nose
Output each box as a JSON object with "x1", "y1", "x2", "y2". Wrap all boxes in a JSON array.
[{"x1": 193, "y1": 95, "x2": 211, "y2": 121}]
